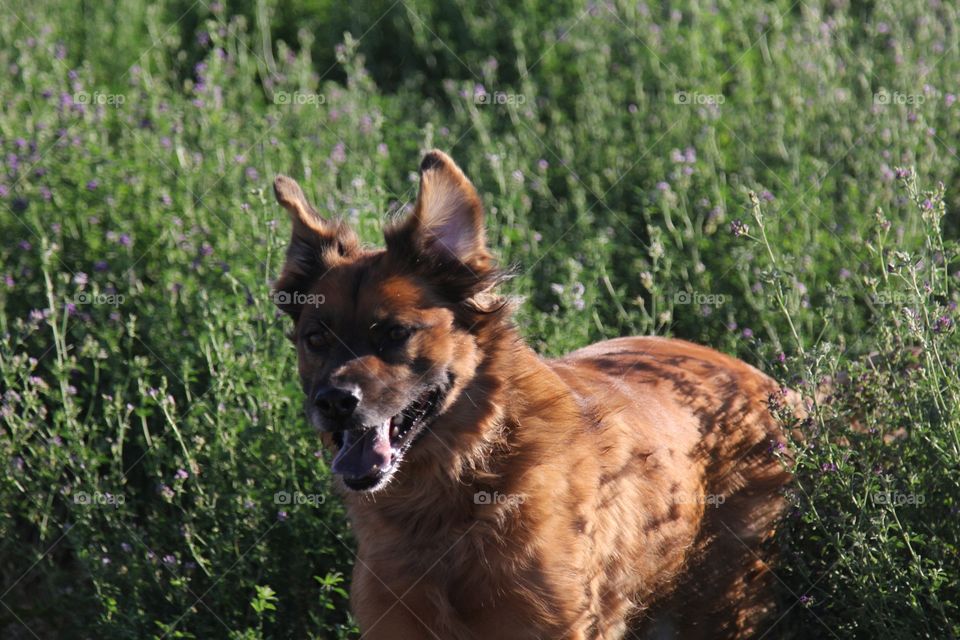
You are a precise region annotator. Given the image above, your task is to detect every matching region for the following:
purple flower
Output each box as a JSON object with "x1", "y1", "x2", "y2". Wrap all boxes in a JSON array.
[
  {"x1": 729, "y1": 219, "x2": 749, "y2": 237},
  {"x1": 245, "y1": 166, "x2": 259, "y2": 181},
  {"x1": 277, "y1": 510, "x2": 288, "y2": 521},
  {"x1": 655, "y1": 181, "x2": 670, "y2": 191},
  {"x1": 162, "y1": 554, "x2": 177, "y2": 566},
  {"x1": 93, "y1": 260, "x2": 109, "y2": 272},
  {"x1": 741, "y1": 328, "x2": 754, "y2": 339},
  {"x1": 934, "y1": 316, "x2": 953, "y2": 333},
  {"x1": 537, "y1": 159, "x2": 549, "y2": 171},
  {"x1": 118, "y1": 233, "x2": 131, "y2": 247},
  {"x1": 86, "y1": 180, "x2": 98, "y2": 191},
  {"x1": 330, "y1": 142, "x2": 347, "y2": 165},
  {"x1": 120, "y1": 542, "x2": 132, "y2": 553},
  {"x1": 838, "y1": 268, "x2": 852, "y2": 280},
  {"x1": 18, "y1": 240, "x2": 31, "y2": 251},
  {"x1": 174, "y1": 468, "x2": 189, "y2": 481}
]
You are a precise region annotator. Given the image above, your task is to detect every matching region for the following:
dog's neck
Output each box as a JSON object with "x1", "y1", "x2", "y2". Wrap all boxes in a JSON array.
[{"x1": 343, "y1": 321, "x2": 580, "y2": 545}]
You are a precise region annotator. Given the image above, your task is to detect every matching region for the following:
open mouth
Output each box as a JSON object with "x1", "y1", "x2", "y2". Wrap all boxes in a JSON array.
[{"x1": 330, "y1": 384, "x2": 448, "y2": 491}]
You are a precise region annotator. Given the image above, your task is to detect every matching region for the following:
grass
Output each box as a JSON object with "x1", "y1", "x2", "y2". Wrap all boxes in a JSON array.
[{"x1": 0, "y1": 0, "x2": 957, "y2": 637}]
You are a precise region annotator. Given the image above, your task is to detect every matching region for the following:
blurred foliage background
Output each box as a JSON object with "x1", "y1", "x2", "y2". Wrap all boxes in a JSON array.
[{"x1": 0, "y1": 0, "x2": 958, "y2": 637}]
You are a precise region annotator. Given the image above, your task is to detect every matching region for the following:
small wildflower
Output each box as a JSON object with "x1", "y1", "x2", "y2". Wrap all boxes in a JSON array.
[
  {"x1": 933, "y1": 316, "x2": 953, "y2": 333},
  {"x1": 330, "y1": 142, "x2": 347, "y2": 165},
  {"x1": 729, "y1": 219, "x2": 749, "y2": 237}
]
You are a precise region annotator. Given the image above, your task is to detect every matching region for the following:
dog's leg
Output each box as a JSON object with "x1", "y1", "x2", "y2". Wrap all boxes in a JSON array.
[{"x1": 352, "y1": 562, "x2": 434, "y2": 639}]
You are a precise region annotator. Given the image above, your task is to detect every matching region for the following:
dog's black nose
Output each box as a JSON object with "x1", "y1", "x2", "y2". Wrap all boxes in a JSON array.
[{"x1": 314, "y1": 386, "x2": 360, "y2": 419}]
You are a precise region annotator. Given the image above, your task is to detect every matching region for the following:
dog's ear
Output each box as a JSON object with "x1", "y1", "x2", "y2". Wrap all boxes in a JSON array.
[
  {"x1": 273, "y1": 175, "x2": 358, "y2": 318},
  {"x1": 390, "y1": 150, "x2": 492, "y2": 273}
]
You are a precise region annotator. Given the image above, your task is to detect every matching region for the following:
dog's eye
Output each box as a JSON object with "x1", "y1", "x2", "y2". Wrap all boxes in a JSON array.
[
  {"x1": 386, "y1": 325, "x2": 412, "y2": 343},
  {"x1": 305, "y1": 328, "x2": 332, "y2": 351}
]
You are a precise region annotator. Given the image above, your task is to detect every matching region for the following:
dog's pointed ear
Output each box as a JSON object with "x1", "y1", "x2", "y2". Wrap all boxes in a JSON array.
[
  {"x1": 273, "y1": 175, "x2": 358, "y2": 317},
  {"x1": 392, "y1": 150, "x2": 492, "y2": 272}
]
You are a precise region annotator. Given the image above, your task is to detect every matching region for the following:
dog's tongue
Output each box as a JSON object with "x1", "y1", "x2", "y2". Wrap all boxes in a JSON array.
[{"x1": 331, "y1": 421, "x2": 392, "y2": 479}]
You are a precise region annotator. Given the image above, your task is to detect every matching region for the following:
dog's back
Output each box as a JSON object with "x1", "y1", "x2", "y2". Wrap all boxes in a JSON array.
[{"x1": 552, "y1": 336, "x2": 789, "y2": 637}]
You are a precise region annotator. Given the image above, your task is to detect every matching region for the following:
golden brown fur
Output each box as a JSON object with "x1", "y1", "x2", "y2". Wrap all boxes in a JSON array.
[{"x1": 272, "y1": 150, "x2": 791, "y2": 639}]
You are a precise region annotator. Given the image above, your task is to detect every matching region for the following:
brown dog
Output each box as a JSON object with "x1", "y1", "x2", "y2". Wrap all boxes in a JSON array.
[{"x1": 272, "y1": 150, "x2": 791, "y2": 639}]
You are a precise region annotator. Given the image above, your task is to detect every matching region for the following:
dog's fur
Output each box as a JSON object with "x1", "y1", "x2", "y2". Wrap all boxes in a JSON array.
[{"x1": 272, "y1": 150, "x2": 791, "y2": 639}]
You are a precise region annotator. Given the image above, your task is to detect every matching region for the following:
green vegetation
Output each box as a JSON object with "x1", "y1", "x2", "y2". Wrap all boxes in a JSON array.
[{"x1": 0, "y1": 0, "x2": 957, "y2": 637}]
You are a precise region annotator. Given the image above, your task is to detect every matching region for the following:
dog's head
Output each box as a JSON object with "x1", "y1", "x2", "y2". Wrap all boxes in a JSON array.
[{"x1": 273, "y1": 150, "x2": 506, "y2": 492}]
